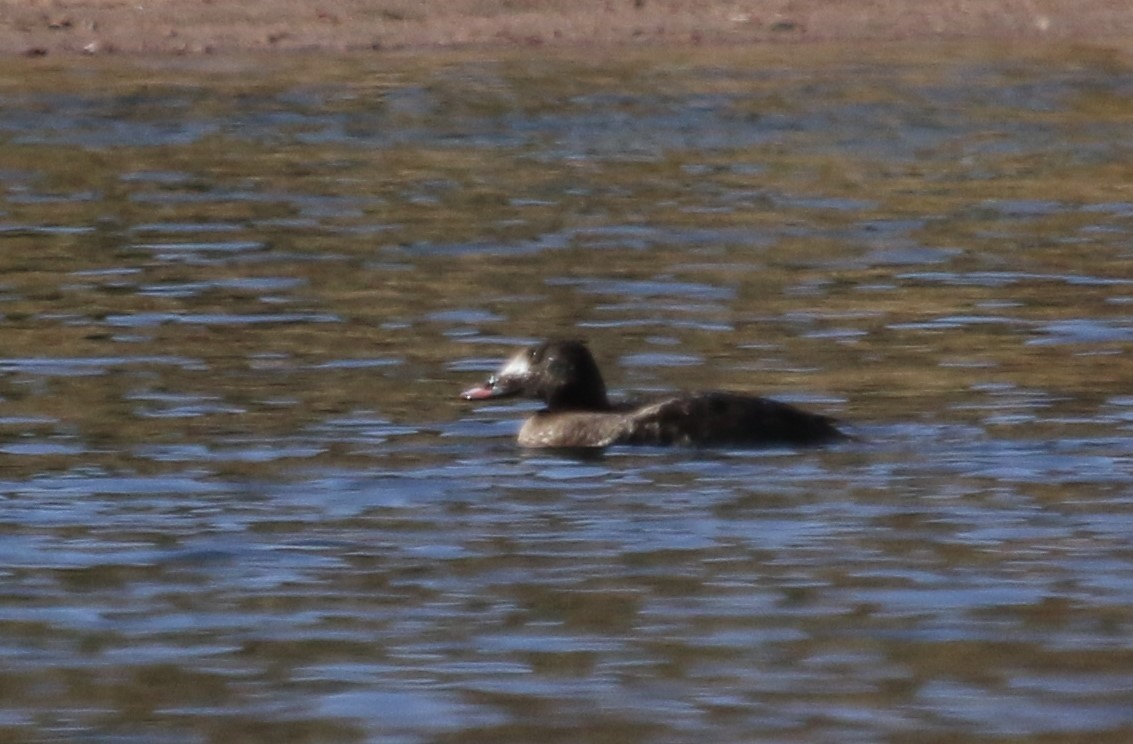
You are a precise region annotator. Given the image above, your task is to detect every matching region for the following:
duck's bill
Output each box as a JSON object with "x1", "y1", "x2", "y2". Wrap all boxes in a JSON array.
[
  {"x1": 460, "y1": 383, "x2": 499, "y2": 400},
  {"x1": 460, "y1": 377, "x2": 521, "y2": 400}
]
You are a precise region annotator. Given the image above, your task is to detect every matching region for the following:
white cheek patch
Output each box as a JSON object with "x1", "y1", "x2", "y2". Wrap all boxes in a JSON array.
[{"x1": 498, "y1": 353, "x2": 531, "y2": 380}]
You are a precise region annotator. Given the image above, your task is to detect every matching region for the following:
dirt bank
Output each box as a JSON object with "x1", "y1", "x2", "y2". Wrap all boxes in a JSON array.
[{"x1": 3, "y1": 0, "x2": 1133, "y2": 57}]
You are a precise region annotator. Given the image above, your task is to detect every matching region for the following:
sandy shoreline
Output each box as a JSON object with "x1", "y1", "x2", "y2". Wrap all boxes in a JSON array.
[{"x1": 2, "y1": 0, "x2": 1133, "y2": 57}]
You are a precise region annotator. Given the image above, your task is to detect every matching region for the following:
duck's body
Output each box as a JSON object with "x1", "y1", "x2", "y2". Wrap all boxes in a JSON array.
[{"x1": 461, "y1": 340, "x2": 845, "y2": 449}]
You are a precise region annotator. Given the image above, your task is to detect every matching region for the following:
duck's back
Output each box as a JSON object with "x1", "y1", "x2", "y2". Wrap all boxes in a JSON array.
[{"x1": 614, "y1": 391, "x2": 845, "y2": 447}]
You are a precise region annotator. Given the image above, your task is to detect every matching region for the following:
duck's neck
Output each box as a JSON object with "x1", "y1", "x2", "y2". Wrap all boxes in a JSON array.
[{"x1": 546, "y1": 379, "x2": 612, "y2": 411}]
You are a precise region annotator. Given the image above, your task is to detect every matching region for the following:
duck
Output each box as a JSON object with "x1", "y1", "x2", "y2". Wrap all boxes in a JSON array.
[{"x1": 460, "y1": 339, "x2": 846, "y2": 448}]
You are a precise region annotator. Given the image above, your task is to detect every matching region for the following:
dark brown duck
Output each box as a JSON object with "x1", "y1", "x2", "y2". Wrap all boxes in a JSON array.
[{"x1": 460, "y1": 339, "x2": 846, "y2": 448}]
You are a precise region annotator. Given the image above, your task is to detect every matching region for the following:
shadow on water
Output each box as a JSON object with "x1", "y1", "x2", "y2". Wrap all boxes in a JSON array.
[{"x1": 0, "y1": 44, "x2": 1131, "y2": 743}]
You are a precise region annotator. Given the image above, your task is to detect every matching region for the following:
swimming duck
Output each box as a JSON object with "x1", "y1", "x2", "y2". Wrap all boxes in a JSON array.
[{"x1": 460, "y1": 339, "x2": 845, "y2": 448}]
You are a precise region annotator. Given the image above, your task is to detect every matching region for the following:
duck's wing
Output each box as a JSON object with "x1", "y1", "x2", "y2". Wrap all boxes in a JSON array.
[{"x1": 616, "y1": 392, "x2": 844, "y2": 447}]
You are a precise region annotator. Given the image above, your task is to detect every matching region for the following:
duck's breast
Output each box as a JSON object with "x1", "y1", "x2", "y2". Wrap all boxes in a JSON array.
[{"x1": 518, "y1": 411, "x2": 630, "y2": 448}]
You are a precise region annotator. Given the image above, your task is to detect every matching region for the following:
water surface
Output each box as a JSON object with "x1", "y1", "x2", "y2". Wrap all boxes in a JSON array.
[{"x1": 0, "y1": 44, "x2": 1132, "y2": 743}]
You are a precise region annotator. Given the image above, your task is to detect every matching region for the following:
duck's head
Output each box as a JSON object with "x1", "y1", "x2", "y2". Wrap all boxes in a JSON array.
[{"x1": 460, "y1": 339, "x2": 610, "y2": 411}]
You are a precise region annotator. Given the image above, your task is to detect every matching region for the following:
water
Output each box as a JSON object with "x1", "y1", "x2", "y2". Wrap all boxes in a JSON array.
[{"x1": 1, "y1": 45, "x2": 1132, "y2": 743}]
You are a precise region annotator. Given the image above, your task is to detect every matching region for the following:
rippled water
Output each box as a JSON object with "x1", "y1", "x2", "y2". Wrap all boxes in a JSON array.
[{"x1": 1, "y1": 46, "x2": 1132, "y2": 742}]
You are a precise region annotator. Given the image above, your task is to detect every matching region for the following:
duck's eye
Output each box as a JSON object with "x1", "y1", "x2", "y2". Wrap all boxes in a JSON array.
[{"x1": 527, "y1": 347, "x2": 540, "y2": 362}]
